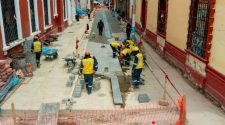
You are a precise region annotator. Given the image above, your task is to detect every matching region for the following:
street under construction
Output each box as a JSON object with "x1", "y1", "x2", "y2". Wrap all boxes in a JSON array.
[{"x1": 0, "y1": 5, "x2": 224, "y2": 125}]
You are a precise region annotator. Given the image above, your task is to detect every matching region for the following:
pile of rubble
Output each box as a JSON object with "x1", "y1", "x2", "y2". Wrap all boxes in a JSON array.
[{"x1": 0, "y1": 60, "x2": 13, "y2": 88}]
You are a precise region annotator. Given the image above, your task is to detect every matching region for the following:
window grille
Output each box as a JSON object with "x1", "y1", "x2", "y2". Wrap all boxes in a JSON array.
[
  {"x1": 43, "y1": 0, "x2": 49, "y2": 26},
  {"x1": 157, "y1": 0, "x2": 166, "y2": 36},
  {"x1": 63, "y1": 0, "x2": 68, "y2": 19},
  {"x1": 1, "y1": 0, "x2": 18, "y2": 45},
  {"x1": 29, "y1": 0, "x2": 37, "y2": 32},
  {"x1": 188, "y1": 0, "x2": 210, "y2": 58},
  {"x1": 53, "y1": 0, "x2": 57, "y2": 16}
]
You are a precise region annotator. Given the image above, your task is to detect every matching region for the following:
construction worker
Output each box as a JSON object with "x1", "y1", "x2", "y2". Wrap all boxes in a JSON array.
[
  {"x1": 126, "y1": 40, "x2": 134, "y2": 46},
  {"x1": 132, "y1": 47, "x2": 144, "y2": 89},
  {"x1": 120, "y1": 45, "x2": 131, "y2": 66},
  {"x1": 80, "y1": 51, "x2": 98, "y2": 94},
  {"x1": 32, "y1": 36, "x2": 42, "y2": 68},
  {"x1": 110, "y1": 41, "x2": 120, "y2": 58}
]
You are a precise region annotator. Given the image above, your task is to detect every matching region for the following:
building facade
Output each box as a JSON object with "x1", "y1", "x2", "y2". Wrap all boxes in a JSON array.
[
  {"x1": 118, "y1": 0, "x2": 225, "y2": 109},
  {"x1": 0, "y1": 0, "x2": 77, "y2": 59}
]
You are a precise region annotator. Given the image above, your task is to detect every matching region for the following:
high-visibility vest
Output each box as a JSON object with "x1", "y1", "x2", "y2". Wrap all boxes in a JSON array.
[
  {"x1": 111, "y1": 42, "x2": 120, "y2": 49},
  {"x1": 82, "y1": 58, "x2": 94, "y2": 74},
  {"x1": 33, "y1": 41, "x2": 42, "y2": 52},
  {"x1": 130, "y1": 45, "x2": 135, "y2": 52},
  {"x1": 135, "y1": 53, "x2": 144, "y2": 69},
  {"x1": 121, "y1": 48, "x2": 131, "y2": 55},
  {"x1": 127, "y1": 40, "x2": 134, "y2": 46}
]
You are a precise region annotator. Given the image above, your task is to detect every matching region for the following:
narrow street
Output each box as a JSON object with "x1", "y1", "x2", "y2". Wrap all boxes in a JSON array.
[{"x1": 1, "y1": 8, "x2": 225, "y2": 125}]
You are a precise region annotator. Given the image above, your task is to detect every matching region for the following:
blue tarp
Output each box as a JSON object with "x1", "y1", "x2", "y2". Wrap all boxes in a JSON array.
[
  {"x1": 42, "y1": 46, "x2": 58, "y2": 56},
  {"x1": 76, "y1": 8, "x2": 87, "y2": 16},
  {"x1": 0, "y1": 75, "x2": 20, "y2": 102}
]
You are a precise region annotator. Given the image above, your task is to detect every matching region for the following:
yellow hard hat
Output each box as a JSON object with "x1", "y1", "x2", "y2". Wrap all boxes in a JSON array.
[
  {"x1": 114, "y1": 36, "x2": 119, "y2": 39},
  {"x1": 133, "y1": 46, "x2": 139, "y2": 51}
]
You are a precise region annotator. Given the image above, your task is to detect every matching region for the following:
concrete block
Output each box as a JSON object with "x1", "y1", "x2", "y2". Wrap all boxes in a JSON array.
[
  {"x1": 138, "y1": 94, "x2": 150, "y2": 103},
  {"x1": 80, "y1": 78, "x2": 85, "y2": 89},
  {"x1": 110, "y1": 75, "x2": 123, "y2": 105},
  {"x1": 71, "y1": 69, "x2": 79, "y2": 75},
  {"x1": 73, "y1": 84, "x2": 82, "y2": 98},
  {"x1": 67, "y1": 79, "x2": 73, "y2": 87},
  {"x1": 93, "y1": 80, "x2": 101, "y2": 91},
  {"x1": 69, "y1": 75, "x2": 75, "y2": 81}
]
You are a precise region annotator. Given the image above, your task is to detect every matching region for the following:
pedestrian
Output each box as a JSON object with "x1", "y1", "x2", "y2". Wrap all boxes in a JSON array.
[
  {"x1": 32, "y1": 36, "x2": 42, "y2": 68},
  {"x1": 131, "y1": 47, "x2": 144, "y2": 89},
  {"x1": 80, "y1": 51, "x2": 98, "y2": 95},
  {"x1": 110, "y1": 41, "x2": 120, "y2": 58},
  {"x1": 126, "y1": 23, "x2": 132, "y2": 39},
  {"x1": 86, "y1": 24, "x2": 89, "y2": 34},
  {"x1": 87, "y1": 10, "x2": 91, "y2": 20},
  {"x1": 97, "y1": 19, "x2": 104, "y2": 36},
  {"x1": 120, "y1": 45, "x2": 131, "y2": 66}
]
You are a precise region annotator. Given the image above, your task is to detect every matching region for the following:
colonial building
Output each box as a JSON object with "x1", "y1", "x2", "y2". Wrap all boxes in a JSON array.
[
  {"x1": 0, "y1": 0, "x2": 77, "y2": 59},
  {"x1": 116, "y1": 0, "x2": 225, "y2": 109}
]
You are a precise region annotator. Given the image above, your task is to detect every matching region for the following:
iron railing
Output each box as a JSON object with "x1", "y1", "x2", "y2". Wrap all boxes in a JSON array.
[
  {"x1": 188, "y1": 0, "x2": 210, "y2": 58},
  {"x1": 43, "y1": 0, "x2": 49, "y2": 26},
  {"x1": 29, "y1": 0, "x2": 37, "y2": 32}
]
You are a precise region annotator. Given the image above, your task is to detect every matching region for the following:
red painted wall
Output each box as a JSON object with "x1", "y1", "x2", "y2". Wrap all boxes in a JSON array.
[
  {"x1": 37, "y1": 0, "x2": 44, "y2": 33},
  {"x1": 20, "y1": 0, "x2": 31, "y2": 38},
  {"x1": 0, "y1": 27, "x2": 5, "y2": 59}
]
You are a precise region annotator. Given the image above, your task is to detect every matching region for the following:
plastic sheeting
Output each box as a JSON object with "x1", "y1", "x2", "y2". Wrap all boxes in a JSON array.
[
  {"x1": 76, "y1": 8, "x2": 87, "y2": 16},
  {"x1": 0, "y1": 76, "x2": 20, "y2": 102}
]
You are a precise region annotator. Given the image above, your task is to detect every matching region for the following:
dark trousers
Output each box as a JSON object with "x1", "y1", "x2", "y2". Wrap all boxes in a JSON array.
[
  {"x1": 110, "y1": 45, "x2": 117, "y2": 58},
  {"x1": 84, "y1": 74, "x2": 94, "y2": 94},
  {"x1": 99, "y1": 29, "x2": 103, "y2": 36},
  {"x1": 124, "y1": 54, "x2": 131, "y2": 66},
  {"x1": 126, "y1": 31, "x2": 131, "y2": 39},
  {"x1": 132, "y1": 68, "x2": 142, "y2": 87},
  {"x1": 35, "y1": 52, "x2": 41, "y2": 67}
]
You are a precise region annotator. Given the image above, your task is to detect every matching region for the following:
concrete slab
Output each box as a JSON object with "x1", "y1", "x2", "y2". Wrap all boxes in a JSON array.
[{"x1": 138, "y1": 94, "x2": 150, "y2": 103}]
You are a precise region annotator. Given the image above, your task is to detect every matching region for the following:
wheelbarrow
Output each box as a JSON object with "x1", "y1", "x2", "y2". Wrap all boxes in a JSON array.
[
  {"x1": 63, "y1": 55, "x2": 76, "y2": 72},
  {"x1": 42, "y1": 46, "x2": 58, "y2": 60}
]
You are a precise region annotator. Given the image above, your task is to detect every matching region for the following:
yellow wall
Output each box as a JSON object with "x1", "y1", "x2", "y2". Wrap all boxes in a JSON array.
[
  {"x1": 146, "y1": 0, "x2": 159, "y2": 33},
  {"x1": 166, "y1": 0, "x2": 190, "y2": 51},
  {"x1": 135, "y1": 0, "x2": 142, "y2": 25},
  {"x1": 209, "y1": 0, "x2": 225, "y2": 75}
]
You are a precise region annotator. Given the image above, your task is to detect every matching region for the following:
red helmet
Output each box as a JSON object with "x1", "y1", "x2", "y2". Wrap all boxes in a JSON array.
[
  {"x1": 119, "y1": 54, "x2": 124, "y2": 59},
  {"x1": 85, "y1": 51, "x2": 91, "y2": 55},
  {"x1": 121, "y1": 45, "x2": 126, "y2": 49}
]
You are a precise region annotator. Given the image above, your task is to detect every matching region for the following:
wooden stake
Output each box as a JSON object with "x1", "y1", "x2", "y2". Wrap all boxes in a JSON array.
[{"x1": 11, "y1": 103, "x2": 16, "y2": 125}]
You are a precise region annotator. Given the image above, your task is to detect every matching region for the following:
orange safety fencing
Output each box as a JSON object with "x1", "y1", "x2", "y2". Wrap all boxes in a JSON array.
[{"x1": 0, "y1": 98, "x2": 186, "y2": 125}]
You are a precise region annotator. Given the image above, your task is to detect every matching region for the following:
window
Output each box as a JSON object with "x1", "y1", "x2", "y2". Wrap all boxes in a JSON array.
[
  {"x1": 63, "y1": 0, "x2": 68, "y2": 20},
  {"x1": 187, "y1": 0, "x2": 210, "y2": 58},
  {"x1": 43, "y1": 0, "x2": 51, "y2": 27},
  {"x1": 29, "y1": 0, "x2": 39, "y2": 33},
  {"x1": 53, "y1": 0, "x2": 58, "y2": 16},
  {"x1": 0, "y1": 0, "x2": 18, "y2": 45},
  {"x1": 157, "y1": 0, "x2": 167, "y2": 36}
]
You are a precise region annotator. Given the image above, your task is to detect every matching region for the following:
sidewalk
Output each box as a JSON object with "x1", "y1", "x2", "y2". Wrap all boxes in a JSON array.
[{"x1": 1, "y1": 17, "x2": 96, "y2": 110}]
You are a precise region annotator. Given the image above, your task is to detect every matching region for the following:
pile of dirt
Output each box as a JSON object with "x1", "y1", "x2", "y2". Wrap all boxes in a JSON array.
[{"x1": 116, "y1": 71, "x2": 131, "y2": 107}]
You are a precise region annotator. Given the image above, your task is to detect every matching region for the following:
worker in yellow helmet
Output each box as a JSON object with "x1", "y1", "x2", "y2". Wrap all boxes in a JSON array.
[
  {"x1": 32, "y1": 36, "x2": 42, "y2": 68},
  {"x1": 110, "y1": 41, "x2": 120, "y2": 58},
  {"x1": 126, "y1": 40, "x2": 134, "y2": 47},
  {"x1": 80, "y1": 51, "x2": 98, "y2": 94},
  {"x1": 132, "y1": 46, "x2": 144, "y2": 89},
  {"x1": 120, "y1": 45, "x2": 131, "y2": 66}
]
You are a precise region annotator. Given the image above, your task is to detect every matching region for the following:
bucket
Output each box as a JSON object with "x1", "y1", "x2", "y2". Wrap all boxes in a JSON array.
[{"x1": 25, "y1": 52, "x2": 37, "y2": 71}]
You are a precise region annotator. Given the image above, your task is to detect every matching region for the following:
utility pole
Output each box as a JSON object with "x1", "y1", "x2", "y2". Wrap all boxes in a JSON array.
[{"x1": 131, "y1": 0, "x2": 136, "y2": 41}]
